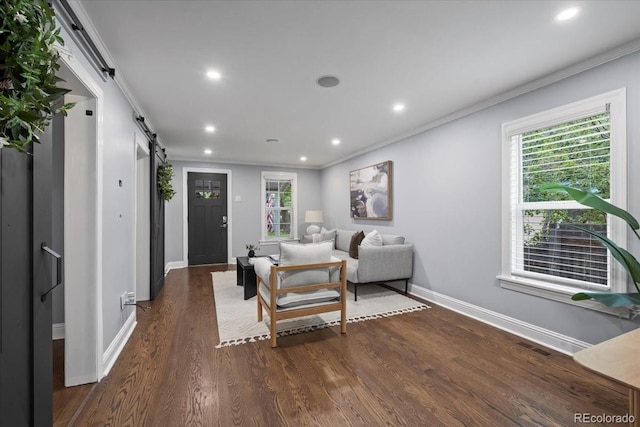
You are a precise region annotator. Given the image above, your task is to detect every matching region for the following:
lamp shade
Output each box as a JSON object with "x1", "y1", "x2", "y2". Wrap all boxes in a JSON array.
[{"x1": 304, "y1": 210, "x2": 323, "y2": 223}]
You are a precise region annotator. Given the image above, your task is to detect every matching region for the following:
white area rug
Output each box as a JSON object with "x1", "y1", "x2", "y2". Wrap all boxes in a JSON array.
[{"x1": 212, "y1": 271, "x2": 429, "y2": 348}]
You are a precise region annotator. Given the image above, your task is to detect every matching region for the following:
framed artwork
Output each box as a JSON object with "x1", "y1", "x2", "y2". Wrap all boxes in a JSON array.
[{"x1": 349, "y1": 160, "x2": 392, "y2": 219}]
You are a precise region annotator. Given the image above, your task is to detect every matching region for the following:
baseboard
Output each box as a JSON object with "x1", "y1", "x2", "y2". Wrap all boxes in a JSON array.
[
  {"x1": 409, "y1": 285, "x2": 591, "y2": 356},
  {"x1": 102, "y1": 311, "x2": 136, "y2": 377},
  {"x1": 165, "y1": 260, "x2": 187, "y2": 275},
  {"x1": 52, "y1": 323, "x2": 65, "y2": 340}
]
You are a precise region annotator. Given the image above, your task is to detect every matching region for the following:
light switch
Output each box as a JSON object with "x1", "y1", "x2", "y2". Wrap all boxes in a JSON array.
[{"x1": 234, "y1": 195, "x2": 242, "y2": 202}]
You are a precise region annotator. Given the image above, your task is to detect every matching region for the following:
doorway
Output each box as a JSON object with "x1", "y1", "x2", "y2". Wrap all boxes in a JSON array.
[
  {"x1": 135, "y1": 133, "x2": 150, "y2": 301},
  {"x1": 187, "y1": 172, "x2": 228, "y2": 264},
  {"x1": 53, "y1": 52, "x2": 104, "y2": 391},
  {"x1": 0, "y1": 51, "x2": 103, "y2": 425}
]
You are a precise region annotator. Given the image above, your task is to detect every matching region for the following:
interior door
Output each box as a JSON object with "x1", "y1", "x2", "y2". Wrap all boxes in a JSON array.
[{"x1": 187, "y1": 172, "x2": 228, "y2": 265}]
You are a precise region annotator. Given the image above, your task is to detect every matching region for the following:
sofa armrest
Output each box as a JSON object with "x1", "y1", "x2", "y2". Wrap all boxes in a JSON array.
[
  {"x1": 357, "y1": 244, "x2": 413, "y2": 283},
  {"x1": 253, "y1": 257, "x2": 274, "y2": 285}
]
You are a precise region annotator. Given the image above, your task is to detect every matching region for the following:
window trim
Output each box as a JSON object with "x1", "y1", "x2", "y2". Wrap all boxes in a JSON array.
[
  {"x1": 499, "y1": 88, "x2": 628, "y2": 313},
  {"x1": 260, "y1": 171, "x2": 298, "y2": 242}
]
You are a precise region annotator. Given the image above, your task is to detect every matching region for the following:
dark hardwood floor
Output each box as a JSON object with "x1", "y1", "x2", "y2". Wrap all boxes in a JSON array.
[{"x1": 54, "y1": 264, "x2": 628, "y2": 426}]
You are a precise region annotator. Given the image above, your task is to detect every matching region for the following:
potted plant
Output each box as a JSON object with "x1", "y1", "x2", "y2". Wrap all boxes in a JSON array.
[
  {"x1": 245, "y1": 244, "x2": 259, "y2": 258},
  {"x1": 157, "y1": 162, "x2": 175, "y2": 201},
  {"x1": 541, "y1": 184, "x2": 640, "y2": 309},
  {"x1": 1, "y1": 0, "x2": 75, "y2": 152}
]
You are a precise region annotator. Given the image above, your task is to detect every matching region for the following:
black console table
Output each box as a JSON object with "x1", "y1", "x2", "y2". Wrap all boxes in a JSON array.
[{"x1": 236, "y1": 257, "x2": 258, "y2": 300}]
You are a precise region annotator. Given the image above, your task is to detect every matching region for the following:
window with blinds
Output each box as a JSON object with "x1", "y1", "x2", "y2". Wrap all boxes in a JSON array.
[
  {"x1": 261, "y1": 172, "x2": 297, "y2": 240},
  {"x1": 500, "y1": 89, "x2": 627, "y2": 302},
  {"x1": 512, "y1": 113, "x2": 611, "y2": 289}
]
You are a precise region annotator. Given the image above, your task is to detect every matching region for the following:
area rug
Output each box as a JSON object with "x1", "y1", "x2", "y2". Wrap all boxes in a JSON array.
[{"x1": 212, "y1": 271, "x2": 429, "y2": 348}]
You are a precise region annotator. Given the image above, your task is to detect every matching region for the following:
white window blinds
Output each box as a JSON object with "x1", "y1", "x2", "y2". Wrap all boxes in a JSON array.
[{"x1": 510, "y1": 111, "x2": 612, "y2": 289}]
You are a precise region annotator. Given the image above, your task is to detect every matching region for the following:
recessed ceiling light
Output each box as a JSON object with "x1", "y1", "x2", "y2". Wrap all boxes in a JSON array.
[
  {"x1": 206, "y1": 70, "x2": 221, "y2": 80},
  {"x1": 204, "y1": 149, "x2": 212, "y2": 155},
  {"x1": 393, "y1": 103, "x2": 406, "y2": 112},
  {"x1": 205, "y1": 125, "x2": 215, "y2": 133},
  {"x1": 555, "y1": 7, "x2": 580, "y2": 21},
  {"x1": 300, "y1": 156, "x2": 307, "y2": 162},
  {"x1": 316, "y1": 75, "x2": 340, "y2": 88},
  {"x1": 332, "y1": 138, "x2": 341, "y2": 145}
]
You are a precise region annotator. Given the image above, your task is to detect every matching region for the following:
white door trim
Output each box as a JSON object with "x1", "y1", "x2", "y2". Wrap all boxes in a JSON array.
[
  {"x1": 134, "y1": 131, "x2": 151, "y2": 301},
  {"x1": 58, "y1": 50, "x2": 104, "y2": 384},
  {"x1": 182, "y1": 167, "x2": 233, "y2": 265}
]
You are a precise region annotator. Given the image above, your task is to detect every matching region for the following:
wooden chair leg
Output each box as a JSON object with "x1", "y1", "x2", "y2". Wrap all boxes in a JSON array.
[
  {"x1": 270, "y1": 317, "x2": 277, "y2": 347},
  {"x1": 341, "y1": 262, "x2": 347, "y2": 334},
  {"x1": 257, "y1": 278, "x2": 263, "y2": 321}
]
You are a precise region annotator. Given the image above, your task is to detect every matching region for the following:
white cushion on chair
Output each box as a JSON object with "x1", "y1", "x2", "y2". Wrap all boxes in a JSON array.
[{"x1": 279, "y1": 241, "x2": 333, "y2": 288}]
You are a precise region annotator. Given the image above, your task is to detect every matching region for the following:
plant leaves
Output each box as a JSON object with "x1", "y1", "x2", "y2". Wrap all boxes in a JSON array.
[
  {"x1": 572, "y1": 225, "x2": 640, "y2": 294},
  {"x1": 572, "y1": 292, "x2": 640, "y2": 307},
  {"x1": 540, "y1": 184, "x2": 639, "y2": 230}
]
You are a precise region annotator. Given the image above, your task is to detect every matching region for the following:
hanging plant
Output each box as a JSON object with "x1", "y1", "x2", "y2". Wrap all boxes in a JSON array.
[
  {"x1": 157, "y1": 162, "x2": 176, "y2": 201},
  {"x1": 0, "y1": 0, "x2": 76, "y2": 152}
]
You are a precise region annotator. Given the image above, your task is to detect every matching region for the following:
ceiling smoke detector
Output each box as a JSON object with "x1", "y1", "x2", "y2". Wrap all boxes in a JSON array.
[{"x1": 316, "y1": 75, "x2": 340, "y2": 88}]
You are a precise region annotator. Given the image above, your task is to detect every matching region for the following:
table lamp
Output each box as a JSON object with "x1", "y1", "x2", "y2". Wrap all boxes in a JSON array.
[{"x1": 304, "y1": 210, "x2": 323, "y2": 234}]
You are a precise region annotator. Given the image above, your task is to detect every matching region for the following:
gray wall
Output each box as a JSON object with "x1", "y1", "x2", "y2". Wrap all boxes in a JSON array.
[
  {"x1": 321, "y1": 50, "x2": 640, "y2": 345},
  {"x1": 59, "y1": 27, "x2": 138, "y2": 352},
  {"x1": 165, "y1": 161, "x2": 321, "y2": 262}
]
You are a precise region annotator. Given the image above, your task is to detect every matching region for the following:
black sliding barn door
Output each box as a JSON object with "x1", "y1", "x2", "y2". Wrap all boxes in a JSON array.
[
  {"x1": 0, "y1": 115, "x2": 57, "y2": 426},
  {"x1": 0, "y1": 147, "x2": 35, "y2": 426},
  {"x1": 150, "y1": 137, "x2": 165, "y2": 299}
]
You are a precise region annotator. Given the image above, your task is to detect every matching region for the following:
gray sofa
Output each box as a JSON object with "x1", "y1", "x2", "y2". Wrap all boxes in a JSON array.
[{"x1": 304, "y1": 228, "x2": 413, "y2": 300}]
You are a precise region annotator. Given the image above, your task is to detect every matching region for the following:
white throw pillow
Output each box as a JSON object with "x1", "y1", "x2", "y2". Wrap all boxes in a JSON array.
[{"x1": 360, "y1": 229, "x2": 383, "y2": 248}]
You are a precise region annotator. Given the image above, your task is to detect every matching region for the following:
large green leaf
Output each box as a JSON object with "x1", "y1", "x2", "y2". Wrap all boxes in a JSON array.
[
  {"x1": 572, "y1": 292, "x2": 640, "y2": 307},
  {"x1": 573, "y1": 225, "x2": 640, "y2": 294},
  {"x1": 540, "y1": 184, "x2": 639, "y2": 231}
]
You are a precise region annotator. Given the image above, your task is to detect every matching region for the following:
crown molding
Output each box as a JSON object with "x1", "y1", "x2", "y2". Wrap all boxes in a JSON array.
[
  {"x1": 167, "y1": 155, "x2": 322, "y2": 170},
  {"x1": 322, "y1": 37, "x2": 640, "y2": 169}
]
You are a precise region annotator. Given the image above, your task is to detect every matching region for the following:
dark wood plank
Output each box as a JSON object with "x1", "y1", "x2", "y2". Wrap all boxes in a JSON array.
[
  {"x1": 55, "y1": 264, "x2": 628, "y2": 426},
  {"x1": 52, "y1": 340, "x2": 94, "y2": 427}
]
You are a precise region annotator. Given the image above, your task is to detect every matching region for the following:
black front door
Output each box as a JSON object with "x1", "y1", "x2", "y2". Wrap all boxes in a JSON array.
[{"x1": 187, "y1": 172, "x2": 228, "y2": 265}]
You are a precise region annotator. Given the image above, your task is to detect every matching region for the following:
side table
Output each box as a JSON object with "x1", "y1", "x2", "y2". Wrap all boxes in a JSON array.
[
  {"x1": 573, "y1": 328, "x2": 640, "y2": 426},
  {"x1": 236, "y1": 257, "x2": 258, "y2": 300}
]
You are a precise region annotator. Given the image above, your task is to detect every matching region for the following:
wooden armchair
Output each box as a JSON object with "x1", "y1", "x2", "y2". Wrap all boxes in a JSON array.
[{"x1": 255, "y1": 258, "x2": 347, "y2": 347}]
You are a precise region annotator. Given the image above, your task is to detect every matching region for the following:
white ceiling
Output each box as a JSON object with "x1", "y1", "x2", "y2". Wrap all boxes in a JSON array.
[{"x1": 76, "y1": 0, "x2": 640, "y2": 169}]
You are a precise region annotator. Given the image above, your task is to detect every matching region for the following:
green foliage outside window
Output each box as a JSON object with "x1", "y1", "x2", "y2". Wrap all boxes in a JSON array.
[
  {"x1": 521, "y1": 113, "x2": 610, "y2": 246},
  {"x1": 265, "y1": 179, "x2": 292, "y2": 238}
]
